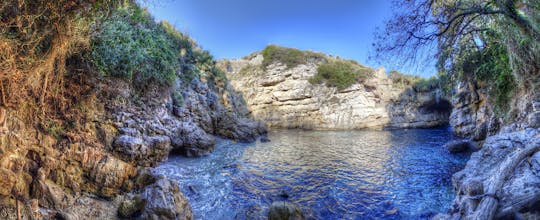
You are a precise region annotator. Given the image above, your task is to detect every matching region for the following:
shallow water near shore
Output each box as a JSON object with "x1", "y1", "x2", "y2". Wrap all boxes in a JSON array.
[{"x1": 155, "y1": 127, "x2": 469, "y2": 219}]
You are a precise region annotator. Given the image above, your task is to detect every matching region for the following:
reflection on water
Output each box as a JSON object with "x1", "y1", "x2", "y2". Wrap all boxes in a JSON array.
[{"x1": 155, "y1": 127, "x2": 469, "y2": 219}]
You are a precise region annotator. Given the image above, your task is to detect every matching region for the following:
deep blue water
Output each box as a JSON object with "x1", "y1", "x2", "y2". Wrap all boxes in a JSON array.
[{"x1": 154, "y1": 127, "x2": 469, "y2": 219}]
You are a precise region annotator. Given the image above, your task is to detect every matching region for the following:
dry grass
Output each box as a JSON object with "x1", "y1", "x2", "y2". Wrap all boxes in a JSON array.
[{"x1": 0, "y1": 0, "x2": 119, "y2": 128}]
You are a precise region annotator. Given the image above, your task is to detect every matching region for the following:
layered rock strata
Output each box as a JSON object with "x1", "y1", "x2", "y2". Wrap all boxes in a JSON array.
[{"x1": 219, "y1": 54, "x2": 452, "y2": 130}]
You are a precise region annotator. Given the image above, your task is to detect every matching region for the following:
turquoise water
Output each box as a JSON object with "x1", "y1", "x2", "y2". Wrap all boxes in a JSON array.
[{"x1": 155, "y1": 127, "x2": 468, "y2": 219}]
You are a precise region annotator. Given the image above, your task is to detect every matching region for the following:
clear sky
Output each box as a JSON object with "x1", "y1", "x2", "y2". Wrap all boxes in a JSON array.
[{"x1": 142, "y1": 0, "x2": 436, "y2": 77}]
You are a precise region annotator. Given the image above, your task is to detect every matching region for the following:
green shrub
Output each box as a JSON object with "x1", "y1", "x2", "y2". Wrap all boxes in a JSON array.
[
  {"x1": 388, "y1": 70, "x2": 421, "y2": 88},
  {"x1": 413, "y1": 77, "x2": 439, "y2": 92},
  {"x1": 309, "y1": 59, "x2": 373, "y2": 90},
  {"x1": 473, "y1": 41, "x2": 515, "y2": 113},
  {"x1": 261, "y1": 45, "x2": 326, "y2": 69},
  {"x1": 90, "y1": 5, "x2": 178, "y2": 90}
]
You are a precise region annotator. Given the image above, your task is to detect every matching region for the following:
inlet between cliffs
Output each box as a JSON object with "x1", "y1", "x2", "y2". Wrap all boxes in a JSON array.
[{"x1": 155, "y1": 127, "x2": 468, "y2": 219}]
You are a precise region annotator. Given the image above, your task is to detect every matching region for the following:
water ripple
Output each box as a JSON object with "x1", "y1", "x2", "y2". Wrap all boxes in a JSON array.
[{"x1": 155, "y1": 127, "x2": 469, "y2": 219}]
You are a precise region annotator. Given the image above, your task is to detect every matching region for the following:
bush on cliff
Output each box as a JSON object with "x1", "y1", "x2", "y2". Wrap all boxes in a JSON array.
[
  {"x1": 388, "y1": 70, "x2": 421, "y2": 88},
  {"x1": 262, "y1": 45, "x2": 326, "y2": 69},
  {"x1": 450, "y1": 32, "x2": 516, "y2": 115},
  {"x1": 90, "y1": 5, "x2": 179, "y2": 90},
  {"x1": 309, "y1": 59, "x2": 373, "y2": 90}
]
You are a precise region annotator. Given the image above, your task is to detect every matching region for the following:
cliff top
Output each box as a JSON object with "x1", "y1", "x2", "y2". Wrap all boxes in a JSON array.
[{"x1": 219, "y1": 45, "x2": 437, "y2": 92}]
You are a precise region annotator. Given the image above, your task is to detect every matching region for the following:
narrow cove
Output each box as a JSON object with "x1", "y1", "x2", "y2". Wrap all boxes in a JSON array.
[{"x1": 155, "y1": 127, "x2": 469, "y2": 219}]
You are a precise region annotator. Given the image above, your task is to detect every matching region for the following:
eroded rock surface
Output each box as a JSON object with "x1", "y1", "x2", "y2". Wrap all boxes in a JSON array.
[
  {"x1": 219, "y1": 54, "x2": 451, "y2": 130},
  {"x1": 0, "y1": 70, "x2": 265, "y2": 218},
  {"x1": 442, "y1": 127, "x2": 540, "y2": 219}
]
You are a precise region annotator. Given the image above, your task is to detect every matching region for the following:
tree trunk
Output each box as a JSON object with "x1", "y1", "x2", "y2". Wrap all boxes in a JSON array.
[{"x1": 472, "y1": 142, "x2": 540, "y2": 219}]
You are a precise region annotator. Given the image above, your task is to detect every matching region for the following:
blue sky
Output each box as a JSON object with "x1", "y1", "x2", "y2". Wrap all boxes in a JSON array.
[{"x1": 142, "y1": 0, "x2": 436, "y2": 77}]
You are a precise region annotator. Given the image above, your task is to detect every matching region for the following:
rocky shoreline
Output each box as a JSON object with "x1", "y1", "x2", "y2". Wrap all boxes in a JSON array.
[
  {"x1": 437, "y1": 76, "x2": 540, "y2": 219},
  {"x1": 0, "y1": 73, "x2": 267, "y2": 219}
]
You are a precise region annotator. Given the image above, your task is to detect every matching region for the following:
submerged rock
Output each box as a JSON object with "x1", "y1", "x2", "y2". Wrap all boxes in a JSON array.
[
  {"x1": 268, "y1": 201, "x2": 305, "y2": 220},
  {"x1": 444, "y1": 140, "x2": 475, "y2": 153},
  {"x1": 260, "y1": 135, "x2": 271, "y2": 142}
]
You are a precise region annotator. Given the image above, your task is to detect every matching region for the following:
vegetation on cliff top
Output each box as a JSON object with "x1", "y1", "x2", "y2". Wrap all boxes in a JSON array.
[
  {"x1": 309, "y1": 59, "x2": 374, "y2": 90},
  {"x1": 261, "y1": 45, "x2": 326, "y2": 69},
  {"x1": 389, "y1": 71, "x2": 440, "y2": 92}
]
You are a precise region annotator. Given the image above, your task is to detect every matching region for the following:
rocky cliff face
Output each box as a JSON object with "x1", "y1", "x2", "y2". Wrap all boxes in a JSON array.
[
  {"x1": 0, "y1": 72, "x2": 266, "y2": 219},
  {"x1": 218, "y1": 53, "x2": 452, "y2": 130},
  {"x1": 441, "y1": 75, "x2": 540, "y2": 218}
]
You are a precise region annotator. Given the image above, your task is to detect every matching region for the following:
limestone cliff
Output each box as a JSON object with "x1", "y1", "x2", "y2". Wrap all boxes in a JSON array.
[{"x1": 218, "y1": 52, "x2": 452, "y2": 130}]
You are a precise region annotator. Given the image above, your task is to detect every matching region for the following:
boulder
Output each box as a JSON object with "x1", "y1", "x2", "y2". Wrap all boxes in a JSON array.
[
  {"x1": 170, "y1": 122, "x2": 215, "y2": 157},
  {"x1": 140, "y1": 178, "x2": 193, "y2": 220},
  {"x1": 216, "y1": 114, "x2": 267, "y2": 142},
  {"x1": 268, "y1": 201, "x2": 304, "y2": 220},
  {"x1": 444, "y1": 140, "x2": 474, "y2": 153},
  {"x1": 113, "y1": 135, "x2": 146, "y2": 161},
  {"x1": 472, "y1": 122, "x2": 488, "y2": 141}
]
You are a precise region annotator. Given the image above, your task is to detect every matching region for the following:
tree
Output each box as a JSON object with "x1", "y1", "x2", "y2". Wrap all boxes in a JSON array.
[{"x1": 373, "y1": 0, "x2": 539, "y2": 85}]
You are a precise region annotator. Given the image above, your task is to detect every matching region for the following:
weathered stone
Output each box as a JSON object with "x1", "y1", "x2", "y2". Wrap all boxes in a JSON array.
[
  {"x1": 445, "y1": 129, "x2": 540, "y2": 219},
  {"x1": 260, "y1": 135, "x2": 271, "y2": 143},
  {"x1": 444, "y1": 140, "x2": 474, "y2": 153},
  {"x1": 462, "y1": 179, "x2": 484, "y2": 196},
  {"x1": 171, "y1": 122, "x2": 216, "y2": 157},
  {"x1": 268, "y1": 201, "x2": 305, "y2": 220},
  {"x1": 113, "y1": 135, "x2": 146, "y2": 159},
  {"x1": 0, "y1": 168, "x2": 16, "y2": 196},
  {"x1": 530, "y1": 151, "x2": 540, "y2": 174},
  {"x1": 140, "y1": 178, "x2": 193, "y2": 220},
  {"x1": 473, "y1": 122, "x2": 488, "y2": 141}
]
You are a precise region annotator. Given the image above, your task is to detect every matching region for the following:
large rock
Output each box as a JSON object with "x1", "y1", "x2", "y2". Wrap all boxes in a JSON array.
[
  {"x1": 170, "y1": 121, "x2": 216, "y2": 157},
  {"x1": 268, "y1": 201, "x2": 305, "y2": 220},
  {"x1": 449, "y1": 80, "x2": 498, "y2": 139},
  {"x1": 216, "y1": 113, "x2": 268, "y2": 142},
  {"x1": 140, "y1": 178, "x2": 193, "y2": 220}
]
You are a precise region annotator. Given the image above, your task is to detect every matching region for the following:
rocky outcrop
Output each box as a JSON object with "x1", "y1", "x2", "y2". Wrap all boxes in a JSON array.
[
  {"x1": 440, "y1": 127, "x2": 540, "y2": 219},
  {"x1": 139, "y1": 177, "x2": 193, "y2": 220},
  {"x1": 0, "y1": 63, "x2": 266, "y2": 218},
  {"x1": 449, "y1": 79, "x2": 500, "y2": 140},
  {"x1": 219, "y1": 53, "x2": 451, "y2": 130},
  {"x1": 387, "y1": 86, "x2": 452, "y2": 129}
]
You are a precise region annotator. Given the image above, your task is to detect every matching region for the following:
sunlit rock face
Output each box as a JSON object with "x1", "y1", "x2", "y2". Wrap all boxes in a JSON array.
[{"x1": 219, "y1": 54, "x2": 451, "y2": 130}]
